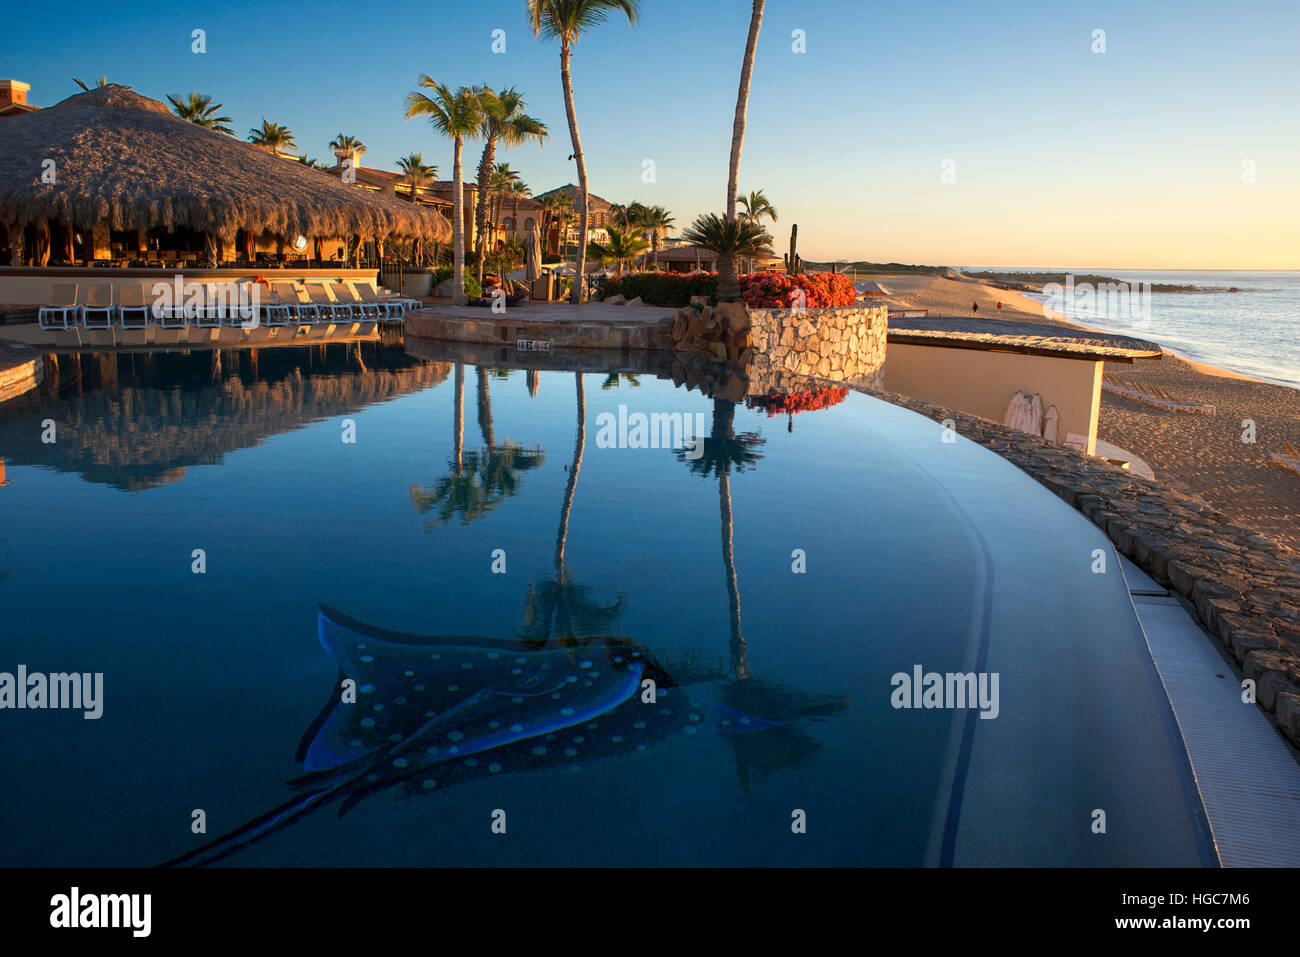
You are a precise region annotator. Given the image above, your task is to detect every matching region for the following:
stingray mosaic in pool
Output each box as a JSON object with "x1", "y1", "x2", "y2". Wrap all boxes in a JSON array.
[{"x1": 0, "y1": 342, "x2": 1214, "y2": 867}]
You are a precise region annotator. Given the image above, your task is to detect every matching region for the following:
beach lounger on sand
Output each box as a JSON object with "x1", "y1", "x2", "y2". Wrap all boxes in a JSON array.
[
  {"x1": 80, "y1": 284, "x2": 114, "y2": 328},
  {"x1": 38, "y1": 283, "x2": 79, "y2": 329},
  {"x1": 1102, "y1": 374, "x2": 1216, "y2": 415},
  {"x1": 1271, "y1": 440, "x2": 1300, "y2": 477}
]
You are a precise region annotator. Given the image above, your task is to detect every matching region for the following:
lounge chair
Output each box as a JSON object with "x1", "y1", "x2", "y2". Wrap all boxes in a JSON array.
[
  {"x1": 270, "y1": 281, "x2": 317, "y2": 323},
  {"x1": 81, "y1": 284, "x2": 115, "y2": 328},
  {"x1": 328, "y1": 281, "x2": 374, "y2": 319},
  {"x1": 1102, "y1": 375, "x2": 1215, "y2": 415},
  {"x1": 1271, "y1": 440, "x2": 1300, "y2": 477},
  {"x1": 303, "y1": 281, "x2": 350, "y2": 321},
  {"x1": 260, "y1": 284, "x2": 294, "y2": 327},
  {"x1": 351, "y1": 279, "x2": 415, "y2": 318},
  {"x1": 118, "y1": 286, "x2": 151, "y2": 328},
  {"x1": 38, "y1": 283, "x2": 79, "y2": 329}
]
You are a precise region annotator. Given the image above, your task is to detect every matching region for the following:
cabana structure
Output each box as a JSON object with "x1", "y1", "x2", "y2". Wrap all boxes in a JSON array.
[{"x1": 0, "y1": 84, "x2": 450, "y2": 305}]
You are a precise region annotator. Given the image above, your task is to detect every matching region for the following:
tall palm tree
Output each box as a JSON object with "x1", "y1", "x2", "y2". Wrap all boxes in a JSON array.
[
  {"x1": 488, "y1": 163, "x2": 525, "y2": 250},
  {"x1": 406, "y1": 80, "x2": 494, "y2": 306},
  {"x1": 636, "y1": 204, "x2": 675, "y2": 270},
  {"x1": 167, "y1": 92, "x2": 235, "y2": 135},
  {"x1": 73, "y1": 76, "x2": 107, "y2": 91},
  {"x1": 527, "y1": 0, "x2": 642, "y2": 302},
  {"x1": 473, "y1": 87, "x2": 548, "y2": 285},
  {"x1": 247, "y1": 119, "x2": 296, "y2": 154},
  {"x1": 720, "y1": 0, "x2": 765, "y2": 301},
  {"x1": 539, "y1": 192, "x2": 571, "y2": 257}
]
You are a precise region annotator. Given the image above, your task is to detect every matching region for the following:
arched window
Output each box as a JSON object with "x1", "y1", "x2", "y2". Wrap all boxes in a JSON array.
[
  {"x1": 524, "y1": 217, "x2": 535, "y2": 230},
  {"x1": 504, "y1": 217, "x2": 514, "y2": 231}
]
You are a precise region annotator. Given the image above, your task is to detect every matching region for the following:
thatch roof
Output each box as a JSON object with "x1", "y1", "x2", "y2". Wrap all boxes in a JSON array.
[{"x1": 0, "y1": 85, "x2": 450, "y2": 243}]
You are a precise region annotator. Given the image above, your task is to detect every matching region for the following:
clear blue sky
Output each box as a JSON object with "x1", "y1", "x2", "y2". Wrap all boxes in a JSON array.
[{"x1": 6, "y1": 0, "x2": 1297, "y2": 268}]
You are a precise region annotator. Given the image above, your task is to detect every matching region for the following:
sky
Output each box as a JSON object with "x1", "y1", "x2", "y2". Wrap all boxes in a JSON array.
[{"x1": 5, "y1": 0, "x2": 1298, "y2": 269}]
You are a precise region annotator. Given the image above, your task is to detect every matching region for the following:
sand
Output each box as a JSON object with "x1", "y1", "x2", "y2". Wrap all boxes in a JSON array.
[{"x1": 870, "y1": 273, "x2": 1300, "y2": 552}]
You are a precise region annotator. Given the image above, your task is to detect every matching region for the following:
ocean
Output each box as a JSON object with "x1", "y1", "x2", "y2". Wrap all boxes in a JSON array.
[{"x1": 1005, "y1": 270, "x2": 1299, "y2": 390}]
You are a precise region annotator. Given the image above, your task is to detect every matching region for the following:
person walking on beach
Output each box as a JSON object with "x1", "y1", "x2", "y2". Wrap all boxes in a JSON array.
[
  {"x1": 996, "y1": 300, "x2": 1002, "y2": 313},
  {"x1": 972, "y1": 301, "x2": 979, "y2": 316}
]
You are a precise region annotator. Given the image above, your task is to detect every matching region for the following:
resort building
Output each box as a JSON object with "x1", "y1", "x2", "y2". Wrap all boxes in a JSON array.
[
  {"x1": 0, "y1": 84, "x2": 449, "y2": 304},
  {"x1": 0, "y1": 79, "x2": 38, "y2": 117},
  {"x1": 534, "y1": 184, "x2": 613, "y2": 255}
]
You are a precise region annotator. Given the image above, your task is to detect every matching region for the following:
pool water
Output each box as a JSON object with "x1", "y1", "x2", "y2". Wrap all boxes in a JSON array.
[{"x1": 0, "y1": 342, "x2": 1214, "y2": 866}]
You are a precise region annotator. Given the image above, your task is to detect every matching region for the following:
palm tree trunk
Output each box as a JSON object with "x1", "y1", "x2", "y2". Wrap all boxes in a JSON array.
[
  {"x1": 560, "y1": 40, "x2": 588, "y2": 303},
  {"x1": 453, "y1": 363, "x2": 465, "y2": 474},
  {"x1": 475, "y1": 138, "x2": 496, "y2": 286},
  {"x1": 555, "y1": 373, "x2": 585, "y2": 571},
  {"x1": 719, "y1": 470, "x2": 748, "y2": 679},
  {"x1": 452, "y1": 137, "x2": 466, "y2": 306},
  {"x1": 476, "y1": 366, "x2": 494, "y2": 447},
  {"x1": 720, "y1": 0, "x2": 765, "y2": 302}
]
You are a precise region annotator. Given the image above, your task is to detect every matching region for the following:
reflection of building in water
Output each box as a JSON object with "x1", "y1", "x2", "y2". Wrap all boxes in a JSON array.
[{"x1": 0, "y1": 343, "x2": 451, "y2": 491}]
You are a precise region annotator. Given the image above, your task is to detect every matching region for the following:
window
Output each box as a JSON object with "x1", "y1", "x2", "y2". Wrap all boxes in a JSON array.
[{"x1": 524, "y1": 217, "x2": 535, "y2": 230}]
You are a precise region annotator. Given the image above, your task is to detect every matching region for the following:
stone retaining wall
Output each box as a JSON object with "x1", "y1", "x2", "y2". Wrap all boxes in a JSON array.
[
  {"x1": 0, "y1": 340, "x2": 43, "y2": 403},
  {"x1": 874, "y1": 386, "x2": 1300, "y2": 747},
  {"x1": 749, "y1": 304, "x2": 887, "y2": 389}
]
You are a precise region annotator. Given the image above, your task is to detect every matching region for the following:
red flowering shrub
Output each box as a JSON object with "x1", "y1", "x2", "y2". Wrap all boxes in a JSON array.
[
  {"x1": 595, "y1": 270, "x2": 857, "y2": 309},
  {"x1": 739, "y1": 272, "x2": 857, "y2": 309},
  {"x1": 744, "y1": 387, "x2": 850, "y2": 416}
]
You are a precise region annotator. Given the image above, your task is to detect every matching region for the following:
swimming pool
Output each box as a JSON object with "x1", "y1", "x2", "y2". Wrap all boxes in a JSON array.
[{"x1": 0, "y1": 341, "x2": 1215, "y2": 866}]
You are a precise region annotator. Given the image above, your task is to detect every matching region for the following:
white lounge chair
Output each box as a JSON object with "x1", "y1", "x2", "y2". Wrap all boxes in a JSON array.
[
  {"x1": 270, "y1": 282, "x2": 316, "y2": 323},
  {"x1": 333, "y1": 281, "x2": 381, "y2": 319},
  {"x1": 39, "y1": 283, "x2": 79, "y2": 329},
  {"x1": 260, "y1": 284, "x2": 294, "y2": 326},
  {"x1": 118, "y1": 286, "x2": 151, "y2": 328},
  {"x1": 304, "y1": 281, "x2": 350, "y2": 321},
  {"x1": 351, "y1": 280, "x2": 413, "y2": 319},
  {"x1": 81, "y1": 284, "x2": 114, "y2": 328}
]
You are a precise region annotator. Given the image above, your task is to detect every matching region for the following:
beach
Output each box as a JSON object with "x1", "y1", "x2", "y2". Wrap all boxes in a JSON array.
[{"x1": 872, "y1": 273, "x2": 1300, "y2": 552}]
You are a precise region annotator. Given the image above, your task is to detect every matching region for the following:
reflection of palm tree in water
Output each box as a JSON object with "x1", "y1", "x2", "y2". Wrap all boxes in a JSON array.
[
  {"x1": 520, "y1": 373, "x2": 625, "y2": 643},
  {"x1": 678, "y1": 398, "x2": 764, "y2": 676},
  {"x1": 409, "y1": 363, "x2": 544, "y2": 529},
  {"x1": 677, "y1": 398, "x2": 846, "y2": 791}
]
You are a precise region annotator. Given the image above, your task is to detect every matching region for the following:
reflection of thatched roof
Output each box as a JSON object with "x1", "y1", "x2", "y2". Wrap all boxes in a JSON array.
[{"x1": 0, "y1": 85, "x2": 450, "y2": 243}]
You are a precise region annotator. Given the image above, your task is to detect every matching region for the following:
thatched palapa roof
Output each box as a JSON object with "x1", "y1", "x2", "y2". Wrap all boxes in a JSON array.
[{"x1": 0, "y1": 85, "x2": 450, "y2": 243}]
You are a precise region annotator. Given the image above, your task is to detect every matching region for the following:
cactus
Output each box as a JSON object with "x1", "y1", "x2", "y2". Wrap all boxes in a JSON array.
[{"x1": 783, "y1": 223, "x2": 802, "y2": 276}]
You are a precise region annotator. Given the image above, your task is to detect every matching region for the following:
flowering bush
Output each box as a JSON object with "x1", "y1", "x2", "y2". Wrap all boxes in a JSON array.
[
  {"x1": 739, "y1": 272, "x2": 857, "y2": 309},
  {"x1": 744, "y1": 386, "x2": 850, "y2": 417},
  {"x1": 595, "y1": 270, "x2": 858, "y2": 309}
]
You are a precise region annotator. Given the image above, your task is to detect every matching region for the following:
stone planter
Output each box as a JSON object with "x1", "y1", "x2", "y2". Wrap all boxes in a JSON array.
[{"x1": 401, "y1": 269, "x2": 435, "y2": 298}]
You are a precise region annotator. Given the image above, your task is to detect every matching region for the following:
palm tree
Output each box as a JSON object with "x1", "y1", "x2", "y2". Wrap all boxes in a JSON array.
[
  {"x1": 167, "y1": 92, "x2": 235, "y2": 135},
  {"x1": 247, "y1": 119, "x2": 296, "y2": 154},
  {"x1": 539, "y1": 192, "x2": 572, "y2": 256},
  {"x1": 473, "y1": 87, "x2": 548, "y2": 285},
  {"x1": 488, "y1": 163, "x2": 525, "y2": 251},
  {"x1": 527, "y1": 0, "x2": 642, "y2": 302},
  {"x1": 73, "y1": 76, "x2": 107, "y2": 92},
  {"x1": 720, "y1": 0, "x2": 765, "y2": 301},
  {"x1": 636, "y1": 204, "x2": 675, "y2": 270},
  {"x1": 396, "y1": 153, "x2": 437, "y2": 202},
  {"x1": 586, "y1": 226, "x2": 647, "y2": 275},
  {"x1": 328, "y1": 133, "x2": 366, "y2": 161},
  {"x1": 682, "y1": 213, "x2": 772, "y2": 282},
  {"x1": 738, "y1": 189, "x2": 777, "y2": 225},
  {"x1": 297, "y1": 155, "x2": 326, "y2": 170},
  {"x1": 406, "y1": 80, "x2": 494, "y2": 306}
]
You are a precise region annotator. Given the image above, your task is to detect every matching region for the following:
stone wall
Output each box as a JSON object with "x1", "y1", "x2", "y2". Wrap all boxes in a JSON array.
[{"x1": 748, "y1": 304, "x2": 887, "y2": 389}]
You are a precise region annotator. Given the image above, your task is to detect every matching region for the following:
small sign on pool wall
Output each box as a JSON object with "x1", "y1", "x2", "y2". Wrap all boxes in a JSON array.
[{"x1": 516, "y1": 339, "x2": 551, "y2": 352}]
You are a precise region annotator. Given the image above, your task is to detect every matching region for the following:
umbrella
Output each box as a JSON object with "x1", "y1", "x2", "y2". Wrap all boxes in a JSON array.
[
  {"x1": 858, "y1": 280, "x2": 892, "y2": 299},
  {"x1": 549, "y1": 265, "x2": 575, "y2": 276},
  {"x1": 525, "y1": 226, "x2": 542, "y2": 281}
]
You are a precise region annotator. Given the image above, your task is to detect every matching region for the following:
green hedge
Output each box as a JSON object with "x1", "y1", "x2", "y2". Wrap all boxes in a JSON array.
[{"x1": 594, "y1": 272, "x2": 719, "y2": 307}]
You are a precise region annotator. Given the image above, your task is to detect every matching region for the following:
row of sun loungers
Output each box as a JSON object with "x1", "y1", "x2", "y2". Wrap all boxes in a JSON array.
[
  {"x1": 1102, "y1": 374, "x2": 1216, "y2": 415},
  {"x1": 38, "y1": 280, "x2": 418, "y2": 331}
]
